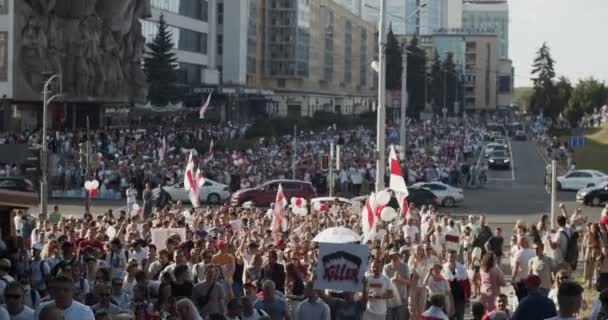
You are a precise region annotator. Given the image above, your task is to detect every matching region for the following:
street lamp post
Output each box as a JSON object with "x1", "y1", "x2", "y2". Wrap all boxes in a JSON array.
[
  {"x1": 399, "y1": 4, "x2": 426, "y2": 155},
  {"x1": 41, "y1": 74, "x2": 61, "y2": 217},
  {"x1": 375, "y1": 0, "x2": 387, "y2": 192}
]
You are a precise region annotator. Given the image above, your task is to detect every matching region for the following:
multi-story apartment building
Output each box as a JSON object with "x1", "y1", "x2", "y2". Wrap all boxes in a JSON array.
[
  {"x1": 463, "y1": 0, "x2": 509, "y2": 59},
  {"x1": 254, "y1": 0, "x2": 377, "y2": 117},
  {"x1": 464, "y1": 34, "x2": 497, "y2": 111}
]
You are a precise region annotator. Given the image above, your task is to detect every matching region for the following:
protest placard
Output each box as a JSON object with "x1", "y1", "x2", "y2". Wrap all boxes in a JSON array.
[
  {"x1": 151, "y1": 228, "x2": 186, "y2": 250},
  {"x1": 314, "y1": 243, "x2": 370, "y2": 292}
]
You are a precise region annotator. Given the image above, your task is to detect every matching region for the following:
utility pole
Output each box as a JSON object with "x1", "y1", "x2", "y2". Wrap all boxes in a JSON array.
[
  {"x1": 292, "y1": 125, "x2": 297, "y2": 179},
  {"x1": 550, "y1": 160, "x2": 557, "y2": 230},
  {"x1": 375, "y1": 0, "x2": 387, "y2": 193},
  {"x1": 85, "y1": 116, "x2": 91, "y2": 214},
  {"x1": 40, "y1": 74, "x2": 61, "y2": 217},
  {"x1": 400, "y1": 42, "x2": 407, "y2": 154},
  {"x1": 329, "y1": 141, "x2": 335, "y2": 197}
]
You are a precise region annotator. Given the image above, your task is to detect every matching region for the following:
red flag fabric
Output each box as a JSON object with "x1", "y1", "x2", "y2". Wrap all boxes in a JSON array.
[
  {"x1": 272, "y1": 184, "x2": 288, "y2": 232},
  {"x1": 199, "y1": 90, "x2": 213, "y2": 119}
]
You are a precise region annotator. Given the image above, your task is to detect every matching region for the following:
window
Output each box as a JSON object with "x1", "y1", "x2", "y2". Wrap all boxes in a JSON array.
[
  {"x1": 0, "y1": 0, "x2": 7, "y2": 14},
  {"x1": 498, "y1": 76, "x2": 510, "y2": 94},
  {"x1": 177, "y1": 62, "x2": 204, "y2": 84},
  {"x1": 179, "y1": 29, "x2": 207, "y2": 54},
  {"x1": 580, "y1": 173, "x2": 592, "y2": 178},
  {"x1": 150, "y1": 0, "x2": 208, "y2": 21},
  {"x1": 283, "y1": 182, "x2": 303, "y2": 190},
  {"x1": 217, "y1": 3, "x2": 223, "y2": 25},
  {"x1": 217, "y1": 34, "x2": 223, "y2": 55}
]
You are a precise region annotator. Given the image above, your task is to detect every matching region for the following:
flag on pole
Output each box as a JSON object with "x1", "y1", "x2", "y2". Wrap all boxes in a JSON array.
[
  {"x1": 396, "y1": 193, "x2": 409, "y2": 216},
  {"x1": 389, "y1": 145, "x2": 409, "y2": 196},
  {"x1": 184, "y1": 152, "x2": 200, "y2": 207},
  {"x1": 208, "y1": 139, "x2": 214, "y2": 159},
  {"x1": 361, "y1": 193, "x2": 377, "y2": 242},
  {"x1": 272, "y1": 184, "x2": 288, "y2": 232},
  {"x1": 195, "y1": 167, "x2": 205, "y2": 188},
  {"x1": 199, "y1": 90, "x2": 214, "y2": 119}
]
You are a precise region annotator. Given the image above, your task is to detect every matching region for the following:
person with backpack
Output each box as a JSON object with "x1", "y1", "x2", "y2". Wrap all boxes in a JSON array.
[{"x1": 548, "y1": 215, "x2": 578, "y2": 271}]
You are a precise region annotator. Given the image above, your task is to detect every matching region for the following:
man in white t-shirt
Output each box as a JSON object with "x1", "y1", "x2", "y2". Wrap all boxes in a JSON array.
[
  {"x1": 3, "y1": 282, "x2": 34, "y2": 320},
  {"x1": 511, "y1": 237, "x2": 535, "y2": 302},
  {"x1": 402, "y1": 218, "x2": 420, "y2": 244},
  {"x1": 364, "y1": 260, "x2": 394, "y2": 320},
  {"x1": 34, "y1": 275, "x2": 95, "y2": 320}
]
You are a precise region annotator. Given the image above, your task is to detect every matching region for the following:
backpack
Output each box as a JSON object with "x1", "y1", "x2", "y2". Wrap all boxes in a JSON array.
[{"x1": 561, "y1": 229, "x2": 579, "y2": 270}]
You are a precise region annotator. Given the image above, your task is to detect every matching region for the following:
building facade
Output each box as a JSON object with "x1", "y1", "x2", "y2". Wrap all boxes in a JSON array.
[
  {"x1": 462, "y1": 0, "x2": 509, "y2": 59},
  {"x1": 496, "y1": 58, "x2": 513, "y2": 107},
  {"x1": 255, "y1": 0, "x2": 377, "y2": 117},
  {"x1": 464, "y1": 34, "x2": 497, "y2": 111},
  {"x1": 0, "y1": 0, "x2": 150, "y2": 131}
]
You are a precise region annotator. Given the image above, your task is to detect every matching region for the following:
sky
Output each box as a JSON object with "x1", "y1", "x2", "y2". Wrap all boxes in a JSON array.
[{"x1": 510, "y1": 0, "x2": 608, "y2": 88}]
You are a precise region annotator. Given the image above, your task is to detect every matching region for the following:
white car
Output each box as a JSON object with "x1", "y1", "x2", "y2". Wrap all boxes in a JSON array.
[
  {"x1": 411, "y1": 182, "x2": 464, "y2": 207},
  {"x1": 163, "y1": 179, "x2": 231, "y2": 204},
  {"x1": 557, "y1": 170, "x2": 608, "y2": 191},
  {"x1": 484, "y1": 143, "x2": 508, "y2": 157}
]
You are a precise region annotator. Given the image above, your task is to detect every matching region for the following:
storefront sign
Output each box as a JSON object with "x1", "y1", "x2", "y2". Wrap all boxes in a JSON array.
[{"x1": 314, "y1": 243, "x2": 370, "y2": 292}]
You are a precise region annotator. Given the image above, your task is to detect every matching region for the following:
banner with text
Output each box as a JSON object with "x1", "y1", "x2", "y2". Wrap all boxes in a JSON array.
[{"x1": 314, "y1": 243, "x2": 370, "y2": 292}]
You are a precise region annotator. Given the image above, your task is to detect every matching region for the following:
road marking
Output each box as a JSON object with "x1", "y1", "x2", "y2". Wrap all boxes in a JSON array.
[
  {"x1": 508, "y1": 138, "x2": 515, "y2": 181},
  {"x1": 488, "y1": 177, "x2": 516, "y2": 181}
]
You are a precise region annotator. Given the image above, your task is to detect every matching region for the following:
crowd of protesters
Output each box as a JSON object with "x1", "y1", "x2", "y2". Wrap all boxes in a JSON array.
[{"x1": 1, "y1": 189, "x2": 607, "y2": 320}]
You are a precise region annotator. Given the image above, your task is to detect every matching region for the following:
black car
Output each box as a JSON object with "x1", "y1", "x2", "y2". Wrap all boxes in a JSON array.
[
  {"x1": 407, "y1": 188, "x2": 440, "y2": 207},
  {"x1": 0, "y1": 177, "x2": 36, "y2": 192},
  {"x1": 514, "y1": 130, "x2": 527, "y2": 141},
  {"x1": 576, "y1": 184, "x2": 608, "y2": 206},
  {"x1": 488, "y1": 150, "x2": 511, "y2": 169}
]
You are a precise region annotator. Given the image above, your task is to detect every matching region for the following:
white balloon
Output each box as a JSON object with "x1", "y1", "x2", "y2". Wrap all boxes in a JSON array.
[
  {"x1": 106, "y1": 226, "x2": 116, "y2": 239},
  {"x1": 91, "y1": 180, "x2": 100, "y2": 189},
  {"x1": 376, "y1": 190, "x2": 391, "y2": 206},
  {"x1": 380, "y1": 207, "x2": 397, "y2": 222},
  {"x1": 131, "y1": 203, "x2": 140, "y2": 217},
  {"x1": 312, "y1": 201, "x2": 322, "y2": 211},
  {"x1": 84, "y1": 181, "x2": 93, "y2": 190},
  {"x1": 293, "y1": 206, "x2": 308, "y2": 216}
]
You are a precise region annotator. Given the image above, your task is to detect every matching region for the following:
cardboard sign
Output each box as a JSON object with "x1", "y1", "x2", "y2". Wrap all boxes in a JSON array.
[
  {"x1": 314, "y1": 243, "x2": 370, "y2": 292},
  {"x1": 151, "y1": 228, "x2": 186, "y2": 250}
]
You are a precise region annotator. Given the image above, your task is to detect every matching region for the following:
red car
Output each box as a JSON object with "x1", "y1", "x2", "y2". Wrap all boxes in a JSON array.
[{"x1": 230, "y1": 179, "x2": 317, "y2": 207}]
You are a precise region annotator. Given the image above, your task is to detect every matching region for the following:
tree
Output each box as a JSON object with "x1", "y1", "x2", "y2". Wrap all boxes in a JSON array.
[
  {"x1": 406, "y1": 37, "x2": 427, "y2": 117},
  {"x1": 529, "y1": 42, "x2": 557, "y2": 117},
  {"x1": 385, "y1": 26, "x2": 402, "y2": 90},
  {"x1": 442, "y1": 52, "x2": 458, "y2": 114},
  {"x1": 565, "y1": 78, "x2": 608, "y2": 126},
  {"x1": 143, "y1": 14, "x2": 179, "y2": 107},
  {"x1": 429, "y1": 52, "x2": 443, "y2": 113}
]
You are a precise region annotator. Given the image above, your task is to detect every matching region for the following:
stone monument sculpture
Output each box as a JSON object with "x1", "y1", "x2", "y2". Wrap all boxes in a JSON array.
[{"x1": 14, "y1": 0, "x2": 149, "y2": 102}]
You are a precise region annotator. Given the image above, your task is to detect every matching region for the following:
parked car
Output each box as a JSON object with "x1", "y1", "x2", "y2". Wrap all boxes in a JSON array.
[
  {"x1": 411, "y1": 182, "x2": 464, "y2": 207},
  {"x1": 488, "y1": 150, "x2": 511, "y2": 169},
  {"x1": 484, "y1": 143, "x2": 508, "y2": 158},
  {"x1": 576, "y1": 182, "x2": 608, "y2": 206},
  {"x1": 310, "y1": 197, "x2": 351, "y2": 206},
  {"x1": 163, "y1": 179, "x2": 231, "y2": 204},
  {"x1": 230, "y1": 179, "x2": 317, "y2": 207},
  {"x1": 514, "y1": 130, "x2": 527, "y2": 141},
  {"x1": 406, "y1": 188, "x2": 441, "y2": 207},
  {"x1": 0, "y1": 177, "x2": 35, "y2": 192},
  {"x1": 558, "y1": 170, "x2": 608, "y2": 191}
]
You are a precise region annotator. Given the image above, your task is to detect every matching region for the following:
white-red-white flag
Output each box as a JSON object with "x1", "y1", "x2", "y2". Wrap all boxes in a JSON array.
[
  {"x1": 199, "y1": 90, "x2": 213, "y2": 119},
  {"x1": 196, "y1": 167, "x2": 205, "y2": 188},
  {"x1": 208, "y1": 139, "x2": 214, "y2": 159},
  {"x1": 184, "y1": 152, "x2": 200, "y2": 207},
  {"x1": 361, "y1": 192, "x2": 377, "y2": 242},
  {"x1": 272, "y1": 184, "x2": 288, "y2": 232},
  {"x1": 389, "y1": 145, "x2": 409, "y2": 196},
  {"x1": 396, "y1": 193, "x2": 409, "y2": 216}
]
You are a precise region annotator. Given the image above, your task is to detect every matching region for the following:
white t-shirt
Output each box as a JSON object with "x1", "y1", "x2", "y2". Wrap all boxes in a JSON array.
[
  {"x1": 35, "y1": 300, "x2": 95, "y2": 320},
  {"x1": 366, "y1": 274, "x2": 392, "y2": 315},
  {"x1": 6, "y1": 305, "x2": 34, "y2": 320},
  {"x1": 513, "y1": 248, "x2": 535, "y2": 282},
  {"x1": 402, "y1": 225, "x2": 419, "y2": 242}
]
